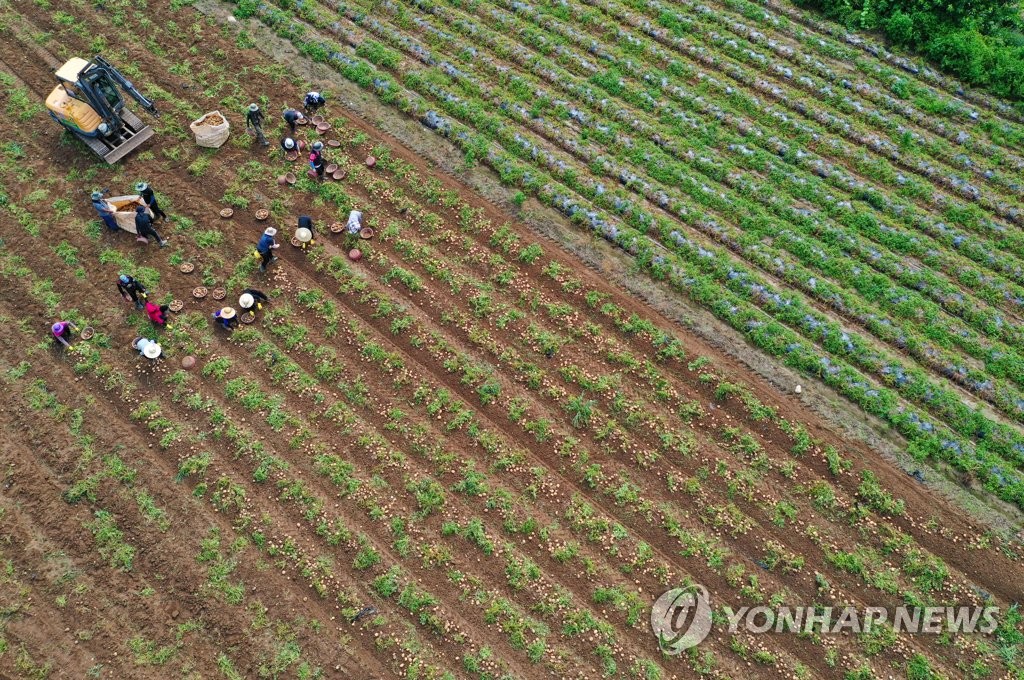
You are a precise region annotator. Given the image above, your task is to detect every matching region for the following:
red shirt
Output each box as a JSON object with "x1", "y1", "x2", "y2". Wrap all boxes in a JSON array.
[{"x1": 145, "y1": 302, "x2": 166, "y2": 325}]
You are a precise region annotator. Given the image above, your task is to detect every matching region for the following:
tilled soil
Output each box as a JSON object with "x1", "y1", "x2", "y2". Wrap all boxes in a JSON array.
[{"x1": 0, "y1": 1, "x2": 1021, "y2": 679}]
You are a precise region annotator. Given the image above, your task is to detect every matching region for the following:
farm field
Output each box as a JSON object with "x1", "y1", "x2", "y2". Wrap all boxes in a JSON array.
[{"x1": 0, "y1": 0, "x2": 1022, "y2": 679}]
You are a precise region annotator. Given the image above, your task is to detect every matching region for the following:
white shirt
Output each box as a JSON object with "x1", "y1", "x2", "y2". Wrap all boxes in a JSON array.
[
  {"x1": 136, "y1": 337, "x2": 159, "y2": 357},
  {"x1": 347, "y1": 210, "x2": 363, "y2": 233}
]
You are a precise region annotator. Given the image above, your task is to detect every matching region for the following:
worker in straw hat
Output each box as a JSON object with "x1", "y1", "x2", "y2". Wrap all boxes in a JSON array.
[
  {"x1": 256, "y1": 227, "x2": 280, "y2": 273},
  {"x1": 133, "y1": 336, "x2": 162, "y2": 360},
  {"x1": 135, "y1": 182, "x2": 168, "y2": 221},
  {"x1": 212, "y1": 307, "x2": 239, "y2": 330},
  {"x1": 239, "y1": 288, "x2": 269, "y2": 312},
  {"x1": 245, "y1": 103, "x2": 269, "y2": 146},
  {"x1": 296, "y1": 215, "x2": 315, "y2": 246},
  {"x1": 281, "y1": 136, "x2": 299, "y2": 154}
]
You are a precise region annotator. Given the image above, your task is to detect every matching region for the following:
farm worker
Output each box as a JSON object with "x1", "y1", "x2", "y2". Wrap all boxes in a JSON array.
[
  {"x1": 135, "y1": 182, "x2": 168, "y2": 221},
  {"x1": 245, "y1": 103, "x2": 269, "y2": 146},
  {"x1": 281, "y1": 137, "x2": 298, "y2": 154},
  {"x1": 133, "y1": 337, "x2": 162, "y2": 360},
  {"x1": 144, "y1": 301, "x2": 170, "y2": 327},
  {"x1": 283, "y1": 108, "x2": 304, "y2": 135},
  {"x1": 239, "y1": 289, "x2": 269, "y2": 311},
  {"x1": 256, "y1": 227, "x2": 280, "y2": 273},
  {"x1": 117, "y1": 273, "x2": 147, "y2": 310},
  {"x1": 309, "y1": 141, "x2": 326, "y2": 181},
  {"x1": 303, "y1": 91, "x2": 326, "y2": 114},
  {"x1": 212, "y1": 307, "x2": 239, "y2": 330},
  {"x1": 51, "y1": 320, "x2": 76, "y2": 348},
  {"x1": 91, "y1": 191, "x2": 118, "y2": 231},
  {"x1": 297, "y1": 215, "x2": 315, "y2": 244},
  {"x1": 346, "y1": 209, "x2": 363, "y2": 234},
  {"x1": 135, "y1": 205, "x2": 168, "y2": 248}
]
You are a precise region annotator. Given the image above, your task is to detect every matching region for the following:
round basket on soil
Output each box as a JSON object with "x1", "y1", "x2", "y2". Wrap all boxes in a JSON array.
[
  {"x1": 284, "y1": 172, "x2": 296, "y2": 185},
  {"x1": 284, "y1": 151, "x2": 299, "y2": 162},
  {"x1": 316, "y1": 122, "x2": 331, "y2": 133},
  {"x1": 325, "y1": 163, "x2": 339, "y2": 174},
  {"x1": 329, "y1": 222, "x2": 344, "y2": 233},
  {"x1": 277, "y1": 174, "x2": 288, "y2": 185},
  {"x1": 332, "y1": 169, "x2": 346, "y2": 181},
  {"x1": 306, "y1": 169, "x2": 318, "y2": 180},
  {"x1": 359, "y1": 227, "x2": 375, "y2": 240},
  {"x1": 192, "y1": 286, "x2": 208, "y2": 299},
  {"x1": 290, "y1": 236, "x2": 302, "y2": 247},
  {"x1": 255, "y1": 209, "x2": 270, "y2": 221},
  {"x1": 179, "y1": 262, "x2": 195, "y2": 274},
  {"x1": 219, "y1": 208, "x2": 234, "y2": 218},
  {"x1": 80, "y1": 327, "x2": 95, "y2": 340},
  {"x1": 349, "y1": 248, "x2": 362, "y2": 261},
  {"x1": 211, "y1": 288, "x2": 226, "y2": 300},
  {"x1": 168, "y1": 299, "x2": 184, "y2": 312},
  {"x1": 181, "y1": 356, "x2": 196, "y2": 370},
  {"x1": 240, "y1": 311, "x2": 256, "y2": 325},
  {"x1": 327, "y1": 139, "x2": 341, "y2": 147},
  {"x1": 365, "y1": 155, "x2": 377, "y2": 168},
  {"x1": 311, "y1": 114, "x2": 325, "y2": 125},
  {"x1": 297, "y1": 117, "x2": 309, "y2": 126}
]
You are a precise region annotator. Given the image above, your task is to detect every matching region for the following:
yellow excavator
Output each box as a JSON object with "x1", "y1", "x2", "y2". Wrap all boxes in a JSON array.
[{"x1": 45, "y1": 55, "x2": 159, "y2": 164}]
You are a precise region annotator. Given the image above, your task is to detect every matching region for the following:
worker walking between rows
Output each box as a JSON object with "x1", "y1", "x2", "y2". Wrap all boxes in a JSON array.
[
  {"x1": 136, "y1": 182, "x2": 168, "y2": 221},
  {"x1": 117, "y1": 273, "x2": 147, "y2": 310},
  {"x1": 245, "y1": 103, "x2": 270, "y2": 147},
  {"x1": 256, "y1": 227, "x2": 280, "y2": 273},
  {"x1": 135, "y1": 205, "x2": 167, "y2": 247},
  {"x1": 92, "y1": 191, "x2": 118, "y2": 231}
]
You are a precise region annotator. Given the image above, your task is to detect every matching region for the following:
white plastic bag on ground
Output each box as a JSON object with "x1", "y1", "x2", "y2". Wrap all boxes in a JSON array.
[{"x1": 190, "y1": 110, "x2": 230, "y2": 148}]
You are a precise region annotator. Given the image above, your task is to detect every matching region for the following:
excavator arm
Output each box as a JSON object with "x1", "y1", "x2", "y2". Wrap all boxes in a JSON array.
[{"x1": 90, "y1": 56, "x2": 160, "y2": 119}]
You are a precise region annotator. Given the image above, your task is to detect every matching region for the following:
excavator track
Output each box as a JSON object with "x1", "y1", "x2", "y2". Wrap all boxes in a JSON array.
[{"x1": 0, "y1": 15, "x2": 154, "y2": 163}]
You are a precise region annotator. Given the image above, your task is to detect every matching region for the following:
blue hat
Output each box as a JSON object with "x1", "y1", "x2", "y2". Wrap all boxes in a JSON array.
[{"x1": 119, "y1": 274, "x2": 130, "y2": 284}]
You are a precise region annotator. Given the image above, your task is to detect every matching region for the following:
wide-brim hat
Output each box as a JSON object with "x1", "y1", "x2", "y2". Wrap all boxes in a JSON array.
[
  {"x1": 283, "y1": 138, "x2": 295, "y2": 149},
  {"x1": 135, "y1": 182, "x2": 148, "y2": 192},
  {"x1": 312, "y1": 141, "x2": 324, "y2": 150},
  {"x1": 239, "y1": 293, "x2": 255, "y2": 309},
  {"x1": 91, "y1": 191, "x2": 103, "y2": 200},
  {"x1": 295, "y1": 227, "x2": 313, "y2": 243},
  {"x1": 142, "y1": 342, "x2": 162, "y2": 359},
  {"x1": 249, "y1": 103, "x2": 259, "y2": 112},
  {"x1": 220, "y1": 307, "x2": 236, "y2": 319},
  {"x1": 119, "y1": 274, "x2": 130, "y2": 284},
  {"x1": 264, "y1": 227, "x2": 277, "y2": 236}
]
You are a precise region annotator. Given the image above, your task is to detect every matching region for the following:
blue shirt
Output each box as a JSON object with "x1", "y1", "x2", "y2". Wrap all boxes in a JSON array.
[
  {"x1": 257, "y1": 234, "x2": 275, "y2": 253},
  {"x1": 92, "y1": 199, "x2": 112, "y2": 215}
]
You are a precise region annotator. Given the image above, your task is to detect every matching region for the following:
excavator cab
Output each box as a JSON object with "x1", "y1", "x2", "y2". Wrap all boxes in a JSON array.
[{"x1": 45, "y1": 55, "x2": 159, "y2": 164}]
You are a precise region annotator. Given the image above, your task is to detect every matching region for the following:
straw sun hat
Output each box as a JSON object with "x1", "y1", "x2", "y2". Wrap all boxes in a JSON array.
[
  {"x1": 239, "y1": 293, "x2": 255, "y2": 309},
  {"x1": 142, "y1": 342, "x2": 162, "y2": 359},
  {"x1": 220, "y1": 307, "x2": 236, "y2": 319}
]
